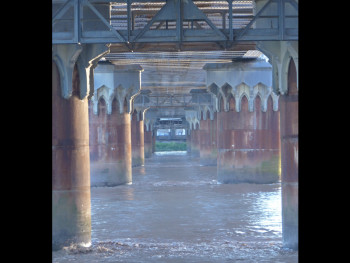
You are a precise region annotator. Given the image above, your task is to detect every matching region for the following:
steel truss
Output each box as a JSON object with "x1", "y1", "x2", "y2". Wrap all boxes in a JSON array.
[
  {"x1": 134, "y1": 91, "x2": 213, "y2": 108},
  {"x1": 52, "y1": 0, "x2": 298, "y2": 47}
]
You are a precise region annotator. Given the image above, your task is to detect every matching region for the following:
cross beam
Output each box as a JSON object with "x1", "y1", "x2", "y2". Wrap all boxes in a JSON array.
[
  {"x1": 133, "y1": 91, "x2": 214, "y2": 108},
  {"x1": 52, "y1": 0, "x2": 298, "y2": 46}
]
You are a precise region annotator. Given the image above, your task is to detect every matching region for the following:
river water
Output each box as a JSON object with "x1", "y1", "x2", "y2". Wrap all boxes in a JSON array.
[{"x1": 52, "y1": 151, "x2": 298, "y2": 262}]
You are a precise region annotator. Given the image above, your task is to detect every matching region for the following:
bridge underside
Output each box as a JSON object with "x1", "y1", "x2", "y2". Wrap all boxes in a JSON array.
[{"x1": 52, "y1": 0, "x2": 298, "y2": 253}]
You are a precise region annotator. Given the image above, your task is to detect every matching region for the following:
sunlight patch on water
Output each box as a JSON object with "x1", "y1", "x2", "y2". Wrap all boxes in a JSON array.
[{"x1": 154, "y1": 151, "x2": 187, "y2": 156}]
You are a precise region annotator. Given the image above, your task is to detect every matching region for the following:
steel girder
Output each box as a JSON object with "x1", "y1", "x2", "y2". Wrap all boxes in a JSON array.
[
  {"x1": 52, "y1": 0, "x2": 298, "y2": 46},
  {"x1": 133, "y1": 90, "x2": 213, "y2": 108}
]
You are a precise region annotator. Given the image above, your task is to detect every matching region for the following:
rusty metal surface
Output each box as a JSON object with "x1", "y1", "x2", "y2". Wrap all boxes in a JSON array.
[
  {"x1": 190, "y1": 129, "x2": 200, "y2": 157},
  {"x1": 52, "y1": 62, "x2": 91, "y2": 250},
  {"x1": 88, "y1": 98, "x2": 132, "y2": 186},
  {"x1": 144, "y1": 130, "x2": 153, "y2": 158},
  {"x1": 199, "y1": 117, "x2": 217, "y2": 166},
  {"x1": 280, "y1": 59, "x2": 298, "y2": 249},
  {"x1": 216, "y1": 97, "x2": 280, "y2": 184},
  {"x1": 131, "y1": 114, "x2": 145, "y2": 166}
]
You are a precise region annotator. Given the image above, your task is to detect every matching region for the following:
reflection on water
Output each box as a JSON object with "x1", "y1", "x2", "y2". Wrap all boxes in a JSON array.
[
  {"x1": 53, "y1": 152, "x2": 297, "y2": 263},
  {"x1": 154, "y1": 151, "x2": 187, "y2": 156}
]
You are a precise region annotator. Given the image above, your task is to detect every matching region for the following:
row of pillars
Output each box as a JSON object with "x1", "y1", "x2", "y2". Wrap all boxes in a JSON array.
[
  {"x1": 89, "y1": 98, "x2": 157, "y2": 187},
  {"x1": 185, "y1": 42, "x2": 298, "y2": 250},
  {"x1": 185, "y1": 85, "x2": 280, "y2": 185},
  {"x1": 52, "y1": 46, "x2": 160, "y2": 249},
  {"x1": 52, "y1": 41, "x2": 298, "y2": 251}
]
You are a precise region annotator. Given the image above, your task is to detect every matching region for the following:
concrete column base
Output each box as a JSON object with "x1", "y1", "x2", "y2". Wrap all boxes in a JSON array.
[
  {"x1": 90, "y1": 161, "x2": 132, "y2": 187},
  {"x1": 217, "y1": 149, "x2": 280, "y2": 184},
  {"x1": 52, "y1": 187, "x2": 91, "y2": 250},
  {"x1": 282, "y1": 182, "x2": 298, "y2": 250}
]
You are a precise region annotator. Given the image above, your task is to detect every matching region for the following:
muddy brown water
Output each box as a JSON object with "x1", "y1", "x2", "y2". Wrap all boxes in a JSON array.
[{"x1": 52, "y1": 151, "x2": 298, "y2": 262}]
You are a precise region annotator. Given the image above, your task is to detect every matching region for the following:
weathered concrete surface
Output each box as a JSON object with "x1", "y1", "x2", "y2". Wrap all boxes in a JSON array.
[
  {"x1": 144, "y1": 127, "x2": 153, "y2": 158},
  {"x1": 217, "y1": 96, "x2": 280, "y2": 184},
  {"x1": 199, "y1": 112, "x2": 217, "y2": 166},
  {"x1": 280, "y1": 58, "x2": 298, "y2": 250},
  {"x1": 52, "y1": 61, "x2": 91, "y2": 250},
  {"x1": 89, "y1": 98, "x2": 132, "y2": 187},
  {"x1": 131, "y1": 112, "x2": 145, "y2": 167}
]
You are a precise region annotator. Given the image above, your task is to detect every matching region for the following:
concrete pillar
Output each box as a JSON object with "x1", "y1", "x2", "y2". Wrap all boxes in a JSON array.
[
  {"x1": 144, "y1": 125, "x2": 153, "y2": 158},
  {"x1": 186, "y1": 128, "x2": 192, "y2": 153},
  {"x1": 185, "y1": 110, "x2": 200, "y2": 157},
  {"x1": 144, "y1": 115, "x2": 155, "y2": 158},
  {"x1": 89, "y1": 97, "x2": 132, "y2": 186},
  {"x1": 144, "y1": 109, "x2": 159, "y2": 154},
  {"x1": 131, "y1": 110, "x2": 145, "y2": 167},
  {"x1": 280, "y1": 58, "x2": 298, "y2": 250},
  {"x1": 216, "y1": 91, "x2": 280, "y2": 184},
  {"x1": 89, "y1": 62, "x2": 143, "y2": 186},
  {"x1": 152, "y1": 129, "x2": 156, "y2": 153},
  {"x1": 192, "y1": 124, "x2": 200, "y2": 157},
  {"x1": 205, "y1": 57, "x2": 280, "y2": 184},
  {"x1": 52, "y1": 43, "x2": 109, "y2": 250},
  {"x1": 199, "y1": 108, "x2": 217, "y2": 166},
  {"x1": 257, "y1": 41, "x2": 298, "y2": 250}
]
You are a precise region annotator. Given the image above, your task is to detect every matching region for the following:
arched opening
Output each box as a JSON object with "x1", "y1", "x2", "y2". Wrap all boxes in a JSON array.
[
  {"x1": 241, "y1": 95, "x2": 249, "y2": 112},
  {"x1": 111, "y1": 97, "x2": 118, "y2": 114},
  {"x1": 72, "y1": 64, "x2": 80, "y2": 98},
  {"x1": 98, "y1": 97, "x2": 106, "y2": 116},
  {"x1": 229, "y1": 95, "x2": 235, "y2": 111},
  {"x1": 123, "y1": 97, "x2": 128, "y2": 113},
  {"x1": 267, "y1": 95, "x2": 273, "y2": 112},
  {"x1": 288, "y1": 58, "x2": 298, "y2": 95},
  {"x1": 219, "y1": 95, "x2": 225, "y2": 112},
  {"x1": 255, "y1": 94, "x2": 262, "y2": 112}
]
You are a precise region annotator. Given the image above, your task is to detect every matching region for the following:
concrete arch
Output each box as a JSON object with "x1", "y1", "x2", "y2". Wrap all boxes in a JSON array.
[
  {"x1": 207, "y1": 83, "x2": 220, "y2": 112},
  {"x1": 281, "y1": 49, "x2": 298, "y2": 95},
  {"x1": 287, "y1": 42, "x2": 299, "y2": 89},
  {"x1": 227, "y1": 93, "x2": 236, "y2": 112},
  {"x1": 254, "y1": 82, "x2": 272, "y2": 112},
  {"x1": 217, "y1": 93, "x2": 226, "y2": 113},
  {"x1": 207, "y1": 82, "x2": 219, "y2": 96},
  {"x1": 97, "y1": 95, "x2": 108, "y2": 115},
  {"x1": 52, "y1": 57, "x2": 71, "y2": 99},
  {"x1": 221, "y1": 82, "x2": 232, "y2": 98},
  {"x1": 254, "y1": 92, "x2": 264, "y2": 112},
  {"x1": 221, "y1": 82, "x2": 233, "y2": 112},
  {"x1": 201, "y1": 105, "x2": 214, "y2": 120},
  {"x1": 235, "y1": 82, "x2": 252, "y2": 112}
]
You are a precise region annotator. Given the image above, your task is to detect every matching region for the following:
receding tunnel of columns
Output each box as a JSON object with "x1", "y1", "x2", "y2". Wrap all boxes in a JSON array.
[{"x1": 52, "y1": 41, "x2": 298, "y2": 254}]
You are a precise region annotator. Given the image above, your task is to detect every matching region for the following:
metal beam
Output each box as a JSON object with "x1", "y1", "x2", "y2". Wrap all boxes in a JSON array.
[
  {"x1": 52, "y1": 0, "x2": 298, "y2": 45},
  {"x1": 83, "y1": 0, "x2": 126, "y2": 42}
]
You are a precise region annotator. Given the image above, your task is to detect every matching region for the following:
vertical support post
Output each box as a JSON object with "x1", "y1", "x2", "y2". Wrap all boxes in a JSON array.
[
  {"x1": 228, "y1": 0, "x2": 233, "y2": 41},
  {"x1": 280, "y1": 58, "x2": 298, "y2": 250},
  {"x1": 52, "y1": 43, "x2": 109, "y2": 250},
  {"x1": 278, "y1": 0, "x2": 285, "y2": 40},
  {"x1": 74, "y1": 0, "x2": 80, "y2": 43},
  {"x1": 127, "y1": 0, "x2": 131, "y2": 42},
  {"x1": 176, "y1": 0, "x2": 183, "y2": 45}
]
